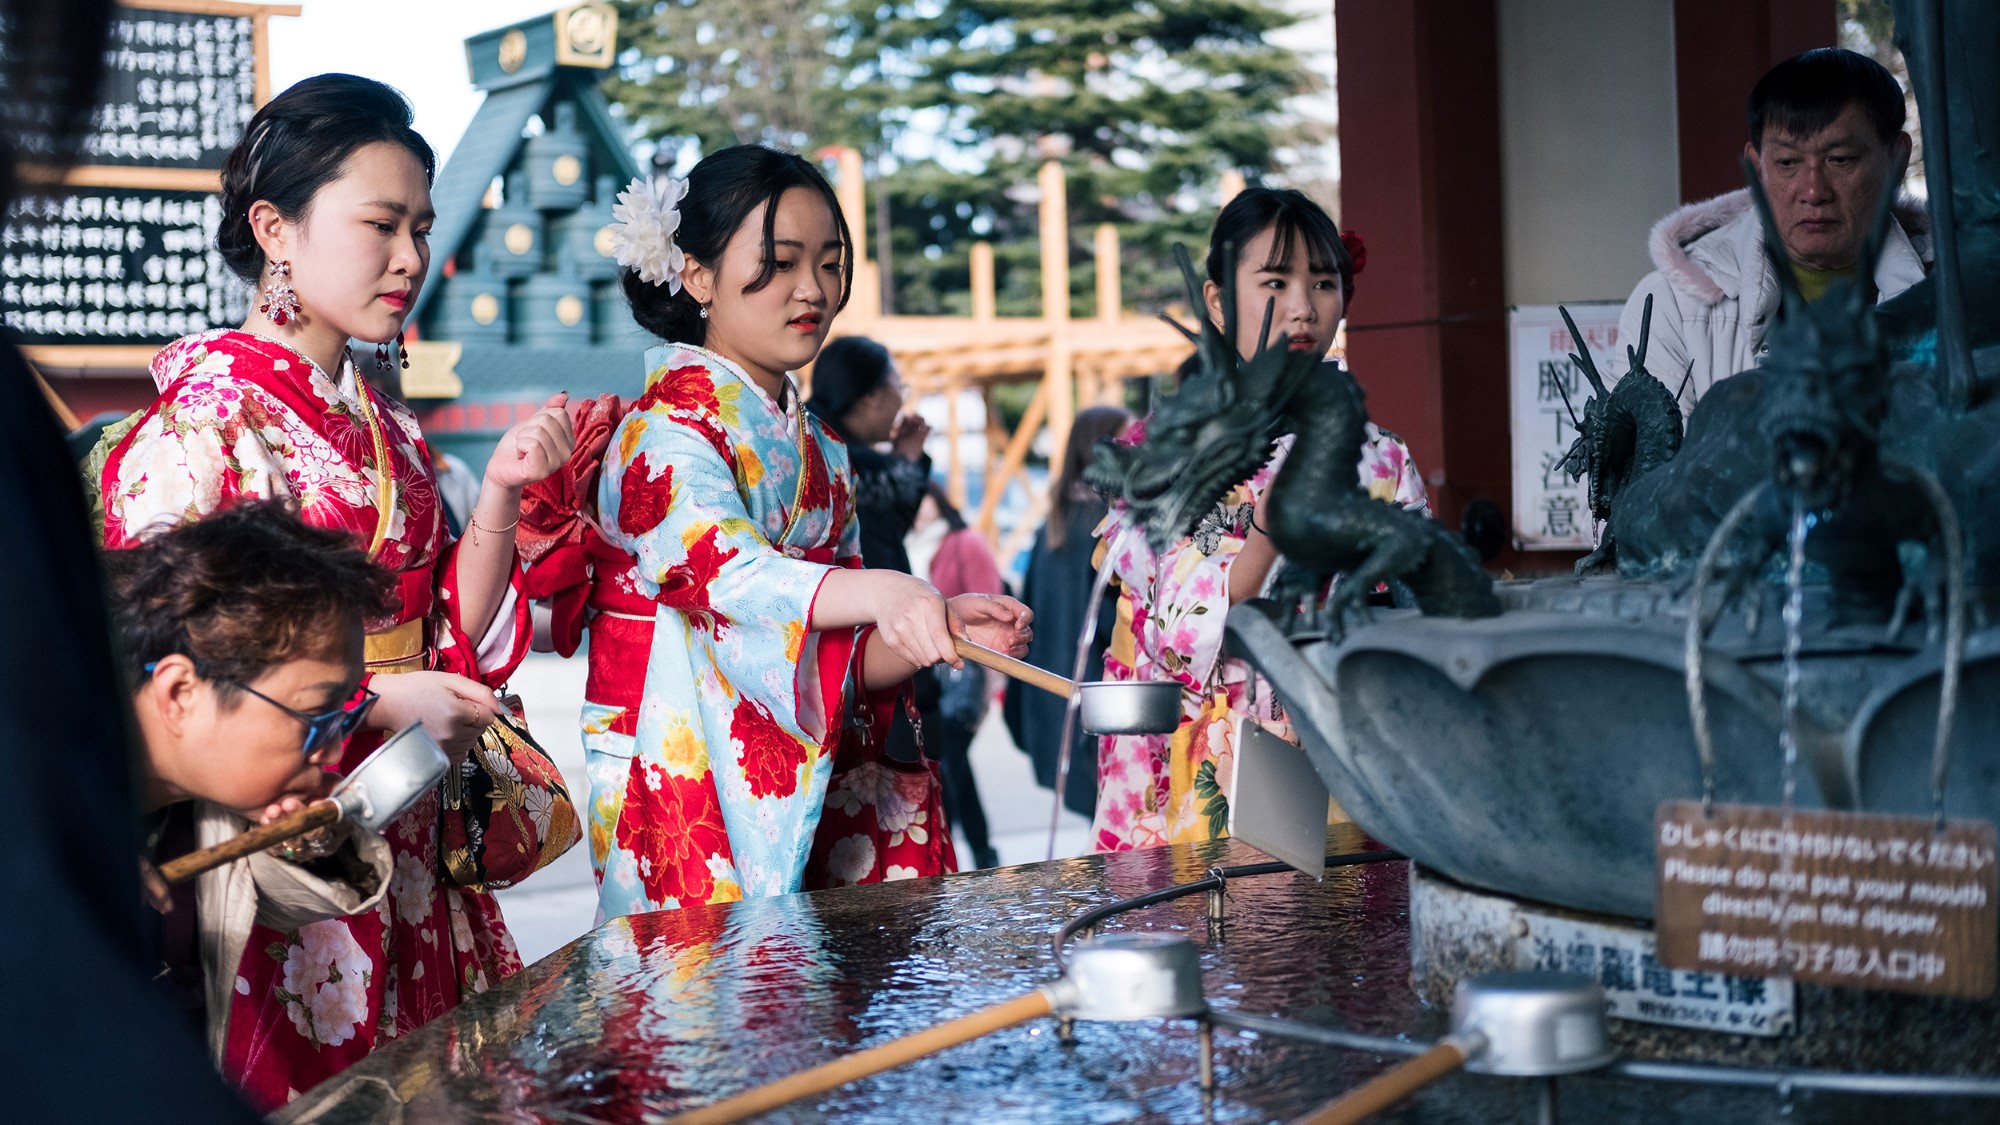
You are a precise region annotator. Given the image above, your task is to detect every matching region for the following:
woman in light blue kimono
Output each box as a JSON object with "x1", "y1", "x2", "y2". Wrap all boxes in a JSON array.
[{"x1": 560, "y1": 146, "x2": 1032, "y2": 919}]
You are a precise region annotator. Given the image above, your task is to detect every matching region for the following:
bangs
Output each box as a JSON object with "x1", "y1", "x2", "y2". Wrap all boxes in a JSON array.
[{"x1": 1259, "y1": 209, "x2": 1347, "y2": 277}]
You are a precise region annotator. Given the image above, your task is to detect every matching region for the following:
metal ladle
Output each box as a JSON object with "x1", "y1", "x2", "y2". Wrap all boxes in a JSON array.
[
  {"x1": 663, "y1": 934, "x2": 1210, "y2": 1125},
  {"x1": 952, "y1": 637, "x2": 1181, "y2": 735},
  {"x1": 1290, "y1": 971, "x2": 1616, "y2": 1125},
  {"x1": 156, "y1": 723, "x2": 450, "y2": 885}
]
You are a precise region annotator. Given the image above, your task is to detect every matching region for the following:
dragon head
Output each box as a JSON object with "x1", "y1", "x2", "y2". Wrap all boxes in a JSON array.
[
  {"x1": 1744, "y1": 155, "x2": 1896, "y2": 513},
  {"x1": 1088, "y1": 243, "x2": 1326, "y2": 553}
]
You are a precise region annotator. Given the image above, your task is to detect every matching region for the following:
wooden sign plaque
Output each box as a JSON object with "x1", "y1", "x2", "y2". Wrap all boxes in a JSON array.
[{"x1": 1655, "y1": 800, "x2": 1998, "y2": 1000}]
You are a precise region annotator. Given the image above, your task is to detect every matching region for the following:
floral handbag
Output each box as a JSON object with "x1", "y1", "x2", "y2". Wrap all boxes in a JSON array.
[
  {"x1": 805, "y1": 652, "x2": 959, "y2": 889},
  {"x1": 440, "y1": 698, "x2": 584, "y2": 892}
]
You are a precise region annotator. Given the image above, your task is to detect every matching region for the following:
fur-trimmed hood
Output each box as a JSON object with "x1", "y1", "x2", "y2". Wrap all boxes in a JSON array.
[{"x1": 1646, "y1": 188, "x2": 1932, "y2": 305}]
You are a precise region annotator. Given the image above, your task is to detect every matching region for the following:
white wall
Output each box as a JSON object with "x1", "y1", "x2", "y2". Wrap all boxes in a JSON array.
[{"x1": 1498, "y1": 0, "x2": 1681, "y2": 306}]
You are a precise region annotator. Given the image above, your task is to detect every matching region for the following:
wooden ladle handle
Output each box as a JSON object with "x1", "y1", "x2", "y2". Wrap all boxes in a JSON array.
[
  {"x1": 952, "y1": 637, "x2": 1075, "y2": 699},
  {"x1": 667, "y1": 990, "x2": 1056, "y2": 1125},
  {"x1": 156, "y1": 800, "x2": 343, "y2": 885},
  {"x1": 1290, "y1": 1032, "x2": 1484, "y2": 1125}
]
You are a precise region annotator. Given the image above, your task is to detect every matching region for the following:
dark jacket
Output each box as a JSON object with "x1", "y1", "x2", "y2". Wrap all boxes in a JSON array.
[
  {"x1": 843, "y1": 437, "x2": 932, "y2": 574},
  {"x1": 1004, "y1": 497, "x2": 1114, "y2": 818}
]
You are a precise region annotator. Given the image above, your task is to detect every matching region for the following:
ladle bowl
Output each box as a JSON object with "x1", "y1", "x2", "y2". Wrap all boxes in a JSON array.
[
  {"x1": 331, "y1": 722, "x2": 452, "y2": 832},
  {"x1": 1054, "y1": 933, "x2": 1208, "y2": 1021},
  {"x1": 952, "y1": 637, "x2": 1182, "y2": 735}
]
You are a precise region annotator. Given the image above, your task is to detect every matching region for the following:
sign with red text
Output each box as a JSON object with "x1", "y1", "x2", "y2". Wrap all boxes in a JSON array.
[
  {"x1": 1507, "y1": 304, "x2": 1621, "y2": 550},
  {"x1": 1655, "y1": 800, "x2": 1997, "y2": 999}
]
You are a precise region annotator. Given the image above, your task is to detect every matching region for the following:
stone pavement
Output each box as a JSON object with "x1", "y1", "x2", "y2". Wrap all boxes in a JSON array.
[{"x1": 493, "y1": 651, "x2": 1093, "y2": 966}]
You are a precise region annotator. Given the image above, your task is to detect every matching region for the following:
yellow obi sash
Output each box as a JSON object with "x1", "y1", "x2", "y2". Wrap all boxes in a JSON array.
[{"x1": 364, "y1": 618, "x2": 425, "y2": 675}]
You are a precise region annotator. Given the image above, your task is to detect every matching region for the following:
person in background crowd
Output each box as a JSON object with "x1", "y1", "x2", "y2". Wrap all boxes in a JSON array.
[
  {"x1": 1094, "y1": 188, "x2": 1426, "y2": 852},
  {"x1": 0, "y1": 0, "x2": 264, "y2": 1117},
  {"x1": 805, "y1": 335, "x2": 943, "y2": 764},
  {"x1": 805, "y1": 335, "x2": 933, "y2": 572},
  {"x1": 1618, "y1": 48, "x2": 1923, "y2": 415},
  {"x1": 108, "y1": 503, "x2": 395, "y2": 1073},
  {"x1": 1005, "y1": 404, "x2": 1132, "y2": 821},
  {"x1": 907, "y1": 481, "x2": 1005, "y2": 868},
  {"x1": 88, "y1": 74, "x2": 580, "y2": 1110}
]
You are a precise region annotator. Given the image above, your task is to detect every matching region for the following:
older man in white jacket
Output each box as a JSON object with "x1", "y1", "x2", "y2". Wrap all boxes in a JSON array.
[{"x1": 1619, "y1": 48, "x2": 1928, "y2": 416}]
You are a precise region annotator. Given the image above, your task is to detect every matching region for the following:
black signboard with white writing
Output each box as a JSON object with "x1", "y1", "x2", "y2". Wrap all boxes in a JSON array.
[
  {"x1": 2, "y1": 188, "x2": 244, "y2": 345},
  {"x1": 84, "y1": 8, "x2": 257, "y2": 169}
]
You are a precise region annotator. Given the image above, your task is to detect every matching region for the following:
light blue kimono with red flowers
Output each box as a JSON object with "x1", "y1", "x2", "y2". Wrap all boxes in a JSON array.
[{"x1": 592, "y1": 343, "x2": 863, "y2": 919}]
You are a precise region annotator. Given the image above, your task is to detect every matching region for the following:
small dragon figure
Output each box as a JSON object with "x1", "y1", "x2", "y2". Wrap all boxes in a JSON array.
[
  {"x1": 1554, "y1": 294, "x2": 1685, "y2": 574},
  {"x1": 1091, "y1": 246, "x2": 1499, "y2": 633}
]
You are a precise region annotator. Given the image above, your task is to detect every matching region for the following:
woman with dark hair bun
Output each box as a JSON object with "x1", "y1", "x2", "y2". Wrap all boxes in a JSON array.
[
  {"x1": 519, "y1": 143, "x2": 1031, "y2": 919},
  {"x1": 88, "y1": 73, "x2": 580, "y2": 1110},
  {"x1": 1092, "y1": 187, "x2": 1427, "y2": 853}
]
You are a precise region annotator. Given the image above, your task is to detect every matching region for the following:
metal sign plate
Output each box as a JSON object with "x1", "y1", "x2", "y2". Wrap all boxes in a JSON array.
[{"x1": 1228, "y1": 721, "x2": 1329, "y2": 879}]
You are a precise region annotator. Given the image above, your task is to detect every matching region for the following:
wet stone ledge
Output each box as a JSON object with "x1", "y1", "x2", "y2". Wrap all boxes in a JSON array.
[{"x1": 277, "y1": 826, "x2": 2000, "y2": 1123}]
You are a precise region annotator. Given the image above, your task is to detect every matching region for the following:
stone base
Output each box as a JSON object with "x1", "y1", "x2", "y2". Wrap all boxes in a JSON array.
[{"x1": 1410, "y1": 864, "x2": 2000, "y2": 1073}]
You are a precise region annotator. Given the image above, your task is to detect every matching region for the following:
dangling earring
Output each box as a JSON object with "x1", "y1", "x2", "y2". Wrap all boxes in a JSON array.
[
  {"x1": 259, "y1": 259, "x2": 300, "y2": 326},
  {"x1": 698, "y1": 303, "x2": 709, "y2": 320},
  {"x1": 398, "y1": 329, "x2": 410, "y2": 370},
  {"x1": 375, "y1": 342, "x2": 392, "y2": 371}
]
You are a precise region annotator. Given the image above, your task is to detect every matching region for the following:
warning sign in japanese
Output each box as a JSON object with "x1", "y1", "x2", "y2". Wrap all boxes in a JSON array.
[
  {"x1": 1507, "y1": 304, "x2": 1621, "y2": 551},
  {"x1": 1655, "y1": 800, "x2": 1998, "y2": 999}
]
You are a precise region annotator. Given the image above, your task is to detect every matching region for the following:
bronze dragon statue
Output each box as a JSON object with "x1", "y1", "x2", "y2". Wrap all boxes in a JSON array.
[{"x1": 1089, "y1": 247, "x2": 1499, "y2": 635}]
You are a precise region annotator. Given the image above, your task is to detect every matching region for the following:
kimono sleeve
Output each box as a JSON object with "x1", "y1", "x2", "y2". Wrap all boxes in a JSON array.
[{"x1": 601, "y1": 409, "x2": 839, "y2": 715}]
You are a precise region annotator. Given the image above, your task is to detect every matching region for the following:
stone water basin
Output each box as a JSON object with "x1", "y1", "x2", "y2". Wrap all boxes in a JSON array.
[{"x1": 275, "y1": 826, "x2": 2000, "y2": 1123}]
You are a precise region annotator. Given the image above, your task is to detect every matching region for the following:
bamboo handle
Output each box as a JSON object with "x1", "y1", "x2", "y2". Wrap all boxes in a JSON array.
[
  {"x1": 1289, "y1": 1033, "x2": 1482, "y2": 1125},
  {"x1": 667, "y1": 990, "x2": 1056, "y2": 1125},
  {"x1": 952, "y1": 638, "x2": 1075, "y2": 700},
  {"x1": 157, "y1": 800, "x2": 343, "y2": 885}
]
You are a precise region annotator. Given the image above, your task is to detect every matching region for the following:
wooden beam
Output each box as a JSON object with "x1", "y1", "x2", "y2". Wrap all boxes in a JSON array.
[
  {"x1": 1220, "y1": 169, "x2": 1246, "y2": 206},
  {"x1": 1037, "y1": 159, "x2": 1073, "y2": 479},
  {"x1": 974, "y1": 380, "x2": 1047, "y2": 542},
  {"x1": 970, "y1": 241, "x2": 995, "y2": 322},
  {"x1": 120, "y1": 0, "x2": 301, "y2": 16},
  {"x1": 22, "y1": 344, "x2": 162, "y2": 371},
  {"x1": 26, "y1": 360, "x2": 81, "y2": 430},
  {"x1": 45, "y1": 165, "x2": 221, "y2": 192},
  {"x1": 1094, "y1": 222, "x2": 1120, "y2": 323}
]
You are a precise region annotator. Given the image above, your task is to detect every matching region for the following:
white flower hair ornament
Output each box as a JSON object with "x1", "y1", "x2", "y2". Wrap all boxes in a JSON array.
[{"x1": 608, "y1": 174, "x2": 690, "y2": 294}]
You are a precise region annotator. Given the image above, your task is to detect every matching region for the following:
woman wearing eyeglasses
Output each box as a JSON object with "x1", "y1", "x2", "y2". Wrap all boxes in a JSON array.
[{"x1": 105, "y1": 503, "x2": 395, "y2": 1069}]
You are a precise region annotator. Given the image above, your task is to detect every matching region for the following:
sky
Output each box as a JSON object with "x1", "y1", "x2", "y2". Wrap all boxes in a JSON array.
[{"x1": 266, "y1": 1, "x2": 1339, "y2": 180}]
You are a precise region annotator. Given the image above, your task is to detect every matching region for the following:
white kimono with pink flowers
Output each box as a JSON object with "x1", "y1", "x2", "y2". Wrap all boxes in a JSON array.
[{"x1": 1091, "y1": 424, "x2": 1427, "y2": 852}]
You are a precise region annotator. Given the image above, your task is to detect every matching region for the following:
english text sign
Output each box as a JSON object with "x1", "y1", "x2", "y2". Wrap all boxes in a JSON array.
[{"x1": 1655, "y1": 800, "x2": 1997, "y2": 999}]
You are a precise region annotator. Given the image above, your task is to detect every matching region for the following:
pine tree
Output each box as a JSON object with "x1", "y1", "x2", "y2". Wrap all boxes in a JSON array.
[
  {"x1": 602, "y1": 0, "x2": 1326, "y2": 314},
  {"x1": 604, "y1": 0, "x2": 873, "y2": 154}
]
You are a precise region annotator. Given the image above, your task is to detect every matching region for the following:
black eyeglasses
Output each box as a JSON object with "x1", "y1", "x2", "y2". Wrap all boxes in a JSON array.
[{"x1": 144, "y1": 662, "x2": 378, "y2": 758}]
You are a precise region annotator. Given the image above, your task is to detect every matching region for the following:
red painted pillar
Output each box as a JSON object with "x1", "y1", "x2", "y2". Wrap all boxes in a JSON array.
[
  {"x1": 1335, "y1": 0, "x2": 1509, "y2": 541},
  {"x1": 1673, "y1": 0, "x2": 1840, "y2": 204}
]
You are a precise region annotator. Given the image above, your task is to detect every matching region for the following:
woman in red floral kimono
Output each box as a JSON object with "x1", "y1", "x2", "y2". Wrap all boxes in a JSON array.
[
  {"x1": 521, "y1": 145, "x2": 1032, "y2": 919},
  {"x1": 91, "y1": 76, "x2": 578, "y2": 1110}
]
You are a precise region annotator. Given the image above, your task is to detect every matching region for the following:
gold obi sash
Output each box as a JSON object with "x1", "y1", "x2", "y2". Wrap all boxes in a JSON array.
[{"x1": 364, "y1": 618, "x2": 425, "y2": 675}]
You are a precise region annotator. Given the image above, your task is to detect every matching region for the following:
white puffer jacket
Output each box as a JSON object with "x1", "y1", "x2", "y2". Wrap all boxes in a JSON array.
[{"x1": 1615, "y1": 188, "x2": 1931, "y2": 416}]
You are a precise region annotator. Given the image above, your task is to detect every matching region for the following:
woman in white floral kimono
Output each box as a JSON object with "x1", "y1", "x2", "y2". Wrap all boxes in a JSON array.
[{"x1": 1094, "y1": 188, "x2": 1428, "y2": 852}]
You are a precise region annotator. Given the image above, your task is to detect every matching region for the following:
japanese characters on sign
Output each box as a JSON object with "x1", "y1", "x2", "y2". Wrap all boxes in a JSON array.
[
  {"x1": 1655, "y1": 800, "x2": 1999, "y2": 999},
  {"x1": 1522, "y1": 914, "x2": 1793, "y2": 1037},
  {"x1": 1508, "y1": 304, "x2": 1621, "y2": 551},
  {"x1": 86, "y1": 10, "x2": 256, "y2": 169},
  {"x1": 2, "y1": 189, "x2": 243, "y2": 345}
]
